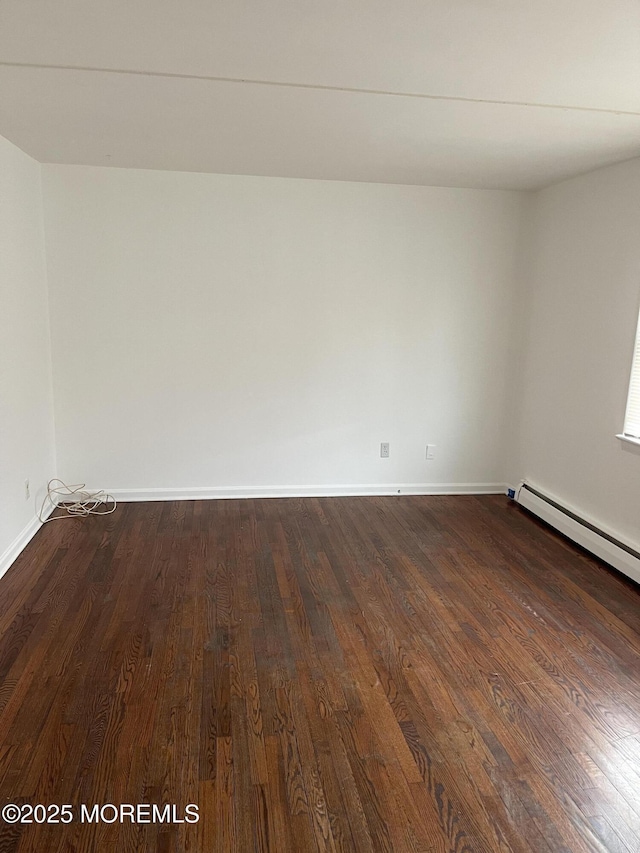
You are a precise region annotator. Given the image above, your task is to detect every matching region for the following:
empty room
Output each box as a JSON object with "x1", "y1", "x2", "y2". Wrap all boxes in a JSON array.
[{"x1": 1, "y1": 2, "x2": 640, "y2": 851}]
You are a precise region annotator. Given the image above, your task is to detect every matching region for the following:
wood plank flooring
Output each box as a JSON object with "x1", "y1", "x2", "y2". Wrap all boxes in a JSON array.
[{"x1": 0, "y1": 495, "x2": 639, "y2": 852}]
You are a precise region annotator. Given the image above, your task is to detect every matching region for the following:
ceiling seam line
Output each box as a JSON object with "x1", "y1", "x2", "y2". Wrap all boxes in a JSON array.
[{"x1": 1, "y1": 61, "x2": 639, "y2": 117}]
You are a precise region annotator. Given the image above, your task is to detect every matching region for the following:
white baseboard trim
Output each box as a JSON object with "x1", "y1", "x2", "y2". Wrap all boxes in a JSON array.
[
  {"x1": 516, "y1": 481, "x2": 640, "y2": 585},
  {"x1": 104, "y1": 482, "x2": 508, "y2": 503},
  {"x1": 0, "y1": 504, "x2": 54, "y2": 582}
]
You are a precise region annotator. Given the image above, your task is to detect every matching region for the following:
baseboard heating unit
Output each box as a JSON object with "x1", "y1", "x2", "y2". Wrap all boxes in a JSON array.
[{"x1": 515, "y1": 482, "x2": 640, "y2": 586}]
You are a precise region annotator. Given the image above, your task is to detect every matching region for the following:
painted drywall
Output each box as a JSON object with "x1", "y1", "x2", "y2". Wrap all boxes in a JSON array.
[
  {"x1": 42, "y1": 165, "x2": 525, "y2": 496},
  {"x1": 513, "y1": 156, "x2": 640, "y2": 550},
  {"x1": 0, "y1": 135, "x2": 56, "y2": 567}
]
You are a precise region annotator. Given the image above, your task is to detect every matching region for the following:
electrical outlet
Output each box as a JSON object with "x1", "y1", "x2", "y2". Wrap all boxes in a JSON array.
[
  {"x1": 426, "y1": 444, "x2": 436, "y2": 460},
  {"x1": 24, "y1": 479, "x2": 30, "y2": 500},
  {"x1": 380, "y1": 442, "x2": 390, "y2": 458}
]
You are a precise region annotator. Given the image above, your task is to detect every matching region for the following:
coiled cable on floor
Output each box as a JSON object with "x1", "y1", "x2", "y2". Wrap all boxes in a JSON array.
[{"x1": 38, "y1": 478, "x2": 117, "y2": 523}]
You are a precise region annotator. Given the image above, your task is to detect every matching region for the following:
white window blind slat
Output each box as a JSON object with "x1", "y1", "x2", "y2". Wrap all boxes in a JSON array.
[{"x1": 623, "y1": 310, "x2": 640, "y2": 439}]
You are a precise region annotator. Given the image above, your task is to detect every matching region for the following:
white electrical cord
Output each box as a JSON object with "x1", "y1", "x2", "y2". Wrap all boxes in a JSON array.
[{"x1": 39, "y1": 479, "x2": 117, "y2": 523}]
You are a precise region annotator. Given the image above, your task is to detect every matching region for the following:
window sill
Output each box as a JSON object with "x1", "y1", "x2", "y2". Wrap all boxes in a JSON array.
[{"x1": 616, "y1": 434, "x2": 640, "y2": 447}]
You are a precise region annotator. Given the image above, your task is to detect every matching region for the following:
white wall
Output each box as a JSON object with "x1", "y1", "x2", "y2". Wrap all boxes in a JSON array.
[
  {"x1": 43, "y1": 166, "x2": 524, "y2": 497},
  {"x1": 514, "y1": 157, "x2": 640, "y2": 549},
  {"x1": 0, "y1": 135, "x2": 56, "y2": 567}
]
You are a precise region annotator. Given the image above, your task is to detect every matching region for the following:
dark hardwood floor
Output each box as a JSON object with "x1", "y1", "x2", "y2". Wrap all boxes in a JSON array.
[{"x1": 0, "y1": 495, "x2": 639, "y2": 852}]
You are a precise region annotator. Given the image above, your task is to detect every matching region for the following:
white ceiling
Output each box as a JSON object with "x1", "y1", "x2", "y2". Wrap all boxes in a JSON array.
[{"x1": 1, "y1": 0, "x2": 639, "y2": 189}]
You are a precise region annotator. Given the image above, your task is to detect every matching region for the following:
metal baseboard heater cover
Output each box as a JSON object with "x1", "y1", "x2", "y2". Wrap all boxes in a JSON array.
[{"x1": 515, "y1": 482, "x2": 640, "y2": 586}]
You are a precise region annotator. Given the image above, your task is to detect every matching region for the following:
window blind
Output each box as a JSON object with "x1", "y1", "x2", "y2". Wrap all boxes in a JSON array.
[{"x1": 623, "y1": 310, "x2": 640, "y2": 439}]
